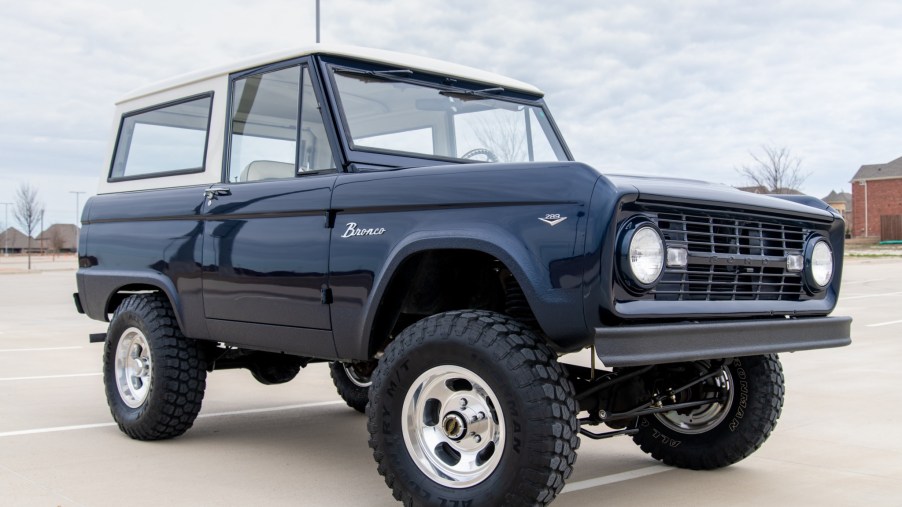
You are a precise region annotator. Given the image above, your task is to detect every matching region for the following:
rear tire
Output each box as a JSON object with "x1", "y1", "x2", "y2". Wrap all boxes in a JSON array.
[
  {"x1": 368, "y1": 310, "x2": 579, "y2": 506},
  {"x1": 329, "y1": 361, "x2": 373, "y2": 413},
  {"x1": 103, "y1": 294, "x2": 207, "y2": 441},
  {"x1": 632, "y1": 354, "x2": 784, "y2": 469}
]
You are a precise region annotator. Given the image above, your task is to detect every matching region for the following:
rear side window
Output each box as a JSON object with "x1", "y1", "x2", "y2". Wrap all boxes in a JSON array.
[{"x1": 110, "y1": 94, "x2": 213, "y2": 181}]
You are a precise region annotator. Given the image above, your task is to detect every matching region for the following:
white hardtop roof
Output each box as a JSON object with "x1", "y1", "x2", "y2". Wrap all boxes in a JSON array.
[{"x1": 118, "y1": 44, "x2": 543, "y2": 104}]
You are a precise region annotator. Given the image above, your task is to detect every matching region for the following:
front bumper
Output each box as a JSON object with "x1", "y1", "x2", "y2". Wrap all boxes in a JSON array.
[{"x1": 595, "y1": 316, "x2": 851, "y2": 367}]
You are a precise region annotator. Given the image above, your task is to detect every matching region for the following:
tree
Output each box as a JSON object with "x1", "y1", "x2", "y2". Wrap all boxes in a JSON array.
[
  {"x1": 14, "y1": 183, "x2": 44, "y2": 270},
  {"x1": 737, "y1": 145, "x2": 809, "y2": 194},
  {"x1": 470, "y1": 112, "x2": 527, "y2": 163}
]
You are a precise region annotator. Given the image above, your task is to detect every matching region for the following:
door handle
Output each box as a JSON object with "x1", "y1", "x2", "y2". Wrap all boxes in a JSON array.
[{"x1": 204, "y1": 187, "x2": 231, "y2": 205}]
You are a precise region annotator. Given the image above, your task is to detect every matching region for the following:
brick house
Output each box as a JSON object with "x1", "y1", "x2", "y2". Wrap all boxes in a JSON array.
[
  {"x1": 821, "y1": 190, "x2": 852, "y2": 234},
  {"x1": 851, "y1": 156, "x2": 902, "y2": 238}
]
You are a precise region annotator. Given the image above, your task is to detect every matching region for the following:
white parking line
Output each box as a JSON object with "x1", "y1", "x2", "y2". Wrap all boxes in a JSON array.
[
  {"x1": 0, "y1": 346, "x2": 83, "y2": 353},
  {"x1": 0, "y1": 400, "x2": 346, "y2": 438},
  {"x1": 0, "y1": 422, "x2": 117, "y2": 438},
  {"x1": 561, "y1": 465, "x2": 673, "y2": 493},
  {"x1": 866, "y1": 319, "x2": 902, "y2": 328},
  {"x1": 842, "y1": 291, "x2": 902, "y2": 300},
  {"x1": 195, "y1": 400, "x2": 344, "y2": 419},
  {"x1": 0, "y1": 373, "x2": 101, "y2": 381},
  {"x1": 841, "y1": 279, "x2": 881, "y2": 285}
]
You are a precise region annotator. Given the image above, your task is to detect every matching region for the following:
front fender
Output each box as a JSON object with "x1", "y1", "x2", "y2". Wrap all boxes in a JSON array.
[
  {"x1": 330, "y1": 226, "x2": 590, "y2": 359},
  {"x1": 328, "y1": 163, "x2": 604, "y2": 359}
]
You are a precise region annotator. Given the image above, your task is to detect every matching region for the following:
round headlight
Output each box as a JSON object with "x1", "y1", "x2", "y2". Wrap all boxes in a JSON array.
[
  {"x1": 810, "y1": 240, "x2": 834, "y2": 288},
  {"x1": 628, "y1": 226, "x2": 665, "y2": 286}
]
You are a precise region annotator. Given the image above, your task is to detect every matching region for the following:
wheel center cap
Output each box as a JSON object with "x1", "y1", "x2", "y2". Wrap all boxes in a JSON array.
[{"x1": 441, "y1": 413, "x2": 467, "y2": 440}]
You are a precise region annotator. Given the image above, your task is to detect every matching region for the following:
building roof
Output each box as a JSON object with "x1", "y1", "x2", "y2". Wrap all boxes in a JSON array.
[
  {"x1": 119, "y1": 44, "x2": 543, "y2": 103},
  {"x1": 0, "y1": 227, "x2": 33, "y2": 250},
  {"x1": 821, "y1": 190, "x2": 852, "y2": 208},
  {"x1": 851, "y1": 155, "x2": 902, "y2": 181},
  {"x1": 37, "y1": 224, "x2": 79, "y2": 250}
]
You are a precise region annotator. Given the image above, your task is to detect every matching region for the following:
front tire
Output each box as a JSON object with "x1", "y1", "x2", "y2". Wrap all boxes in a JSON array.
[
  {"x1": 632, "y1": 354, "x2": 784, "y2": 469},
  {"x1": 368, "y1": 310, "x2": 578, "y2": 506},
  {"x1": 103, "y1": 294, "x2": 207, "y2": 441}
]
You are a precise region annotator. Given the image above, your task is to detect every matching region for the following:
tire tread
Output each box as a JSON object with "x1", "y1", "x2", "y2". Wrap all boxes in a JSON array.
[
  {"x1": 632, "y1": 354, "x2": 784, "y2": 470},
  {"x1": 367, "y1": 310, "x2": 579, "y2": 507},
  {"x1": 104, "y1": 293, "x2": 206, "y2": 441}
]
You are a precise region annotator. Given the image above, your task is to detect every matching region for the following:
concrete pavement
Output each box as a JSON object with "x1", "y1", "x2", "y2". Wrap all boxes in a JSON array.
[{"x1": 0, "y1": 258, "x2": 899, "y2": 506}]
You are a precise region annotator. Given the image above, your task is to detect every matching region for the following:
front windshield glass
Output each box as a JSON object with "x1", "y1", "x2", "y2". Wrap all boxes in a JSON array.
[{"x1": 333, "y1": 70, "x2": 569, "y2": 163}]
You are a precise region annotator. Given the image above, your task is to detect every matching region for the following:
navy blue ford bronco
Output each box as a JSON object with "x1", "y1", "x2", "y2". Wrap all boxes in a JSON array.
[{"x1": 74, "y1": 45, "x2": 851, "y2": 506}]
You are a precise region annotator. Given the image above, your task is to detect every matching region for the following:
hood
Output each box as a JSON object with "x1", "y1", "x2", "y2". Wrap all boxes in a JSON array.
[{"x1": 603, "y1": 173, "x2": 837, "y2": 222}]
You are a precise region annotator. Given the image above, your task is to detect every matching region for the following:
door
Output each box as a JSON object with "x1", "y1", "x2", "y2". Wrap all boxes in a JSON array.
[{"x1": 202, "y1": 62, "x2": 339, "y2": 331}]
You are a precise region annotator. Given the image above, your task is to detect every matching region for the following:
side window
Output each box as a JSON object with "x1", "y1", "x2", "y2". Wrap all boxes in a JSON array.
[
  {"x1": 110, "y1": 95, "x2": 212, "y2": 180},
  {"x1": 228, "y1": 65, "x2": 335, "y2": 183},
  {"x1": 228, "y1": 66, "x2": 300, "y2": 182},
  {"x1": 300, "y1": 67, "x2": 336, "y2": 172}
]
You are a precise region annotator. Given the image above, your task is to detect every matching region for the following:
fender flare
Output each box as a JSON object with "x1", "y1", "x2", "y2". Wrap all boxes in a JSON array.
[
  {"x1": 349, "y1": 226, "x2": 585, "y2": 358},
  {"x1": 77, "y1": 269, "x2": 188, "y2": 333}
]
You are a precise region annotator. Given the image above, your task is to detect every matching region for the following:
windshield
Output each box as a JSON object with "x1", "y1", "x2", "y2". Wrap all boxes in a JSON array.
[{"x1": 332, "y1": 70, "x2": 569, "y2": 163}]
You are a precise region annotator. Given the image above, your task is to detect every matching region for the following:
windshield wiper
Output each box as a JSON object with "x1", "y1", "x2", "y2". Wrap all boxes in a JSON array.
[
  {"x1": 367, "y1": 69, "x2": 413, "y2": 77},
  {"x1": 336, "y1": 67, "x2": 414, "y2": 82},
  {"x1": 439, "y1": 87, "x2": 506, "y2": 101}
]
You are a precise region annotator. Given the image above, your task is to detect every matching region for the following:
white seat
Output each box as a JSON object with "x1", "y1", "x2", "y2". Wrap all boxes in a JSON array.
[{"x1": 239, "y1": 160, "x2": 295, "y2": 182}]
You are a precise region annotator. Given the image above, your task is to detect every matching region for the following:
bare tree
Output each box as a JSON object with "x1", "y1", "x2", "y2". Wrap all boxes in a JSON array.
[
  {"x1": 737, "y1": 145, "x2": 809, "y2": 194},
  {"x1": 470, "y1": 112, "x2": 527, "y2": 163},
  {"x1": 14, "y1": 183, "x2": 44, "y2": 270}
]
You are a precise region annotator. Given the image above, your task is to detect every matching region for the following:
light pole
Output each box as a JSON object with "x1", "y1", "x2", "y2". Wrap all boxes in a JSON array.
[
  {"x1": 70, "y1": 191, "x2": 85, "y2": 253},
  {"x1": 316, "y1": 0, "x2": 321, "y2": 43},
  {"x1": 70, "y1": 191, "x2": 85, "y2": 225},
  {"x1": 1, "y1": 202, "x2": 11, "y2": 256},
  {"x1": 40, "y1": 209, "x2": 45, "y2": 256}
]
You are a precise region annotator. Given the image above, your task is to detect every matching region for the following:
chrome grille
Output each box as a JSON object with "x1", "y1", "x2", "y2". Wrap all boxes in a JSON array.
[{"x1": 634, "y1": 203, "x2": 810, "y2": 301}]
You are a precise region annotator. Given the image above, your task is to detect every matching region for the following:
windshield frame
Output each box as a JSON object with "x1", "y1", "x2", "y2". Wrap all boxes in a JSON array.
[{"x1": 318, "y1": 56, "x2": 573, "y2": 170}]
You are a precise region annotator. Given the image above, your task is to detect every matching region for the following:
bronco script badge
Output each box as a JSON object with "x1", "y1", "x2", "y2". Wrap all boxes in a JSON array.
[{"x1": 342, "y1": 222, "x2": 387, "y2": 238}]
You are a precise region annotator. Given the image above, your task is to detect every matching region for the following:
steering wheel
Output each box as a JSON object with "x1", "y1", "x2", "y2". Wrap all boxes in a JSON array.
[{"x1": 461, "y1": 148, "x2": 499, "y2": 162}]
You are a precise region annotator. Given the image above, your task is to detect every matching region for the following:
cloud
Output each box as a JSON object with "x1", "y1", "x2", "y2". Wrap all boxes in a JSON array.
[{"x1": 2, "y1": 0, "x2": 902, "y2": 226}]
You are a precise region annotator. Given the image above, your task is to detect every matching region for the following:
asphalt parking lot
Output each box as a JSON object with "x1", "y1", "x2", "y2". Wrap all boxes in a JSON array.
[{"x1": 1, "y1": 255, "x2": 900, "y2": 506}]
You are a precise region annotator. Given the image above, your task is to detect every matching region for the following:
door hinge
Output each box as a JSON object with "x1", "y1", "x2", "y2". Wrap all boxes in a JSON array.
[{"x1": 321, "y1": 287, "x2": 333, "y2": 304}]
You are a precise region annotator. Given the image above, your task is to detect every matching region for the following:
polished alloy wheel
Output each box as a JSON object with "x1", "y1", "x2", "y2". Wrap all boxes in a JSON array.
[
  {"x1": 115, "y1": 327, "x2": 153, "y2": 408},
  {"x1": 401, "y1": 365, "x2": 504, "y2": 488},
  {"x1": 654, "y1": 365, "x2": 734, "y2": 435},
  {"x1": 343, "y1": 363, "x2": 372, "y2": 388}
]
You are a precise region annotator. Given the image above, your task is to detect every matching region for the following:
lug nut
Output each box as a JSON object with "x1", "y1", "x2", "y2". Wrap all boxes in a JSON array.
[
  {"x1": 459, "y1": 398, "x2": 468, "y2": 408},
  {"x1": 472, "y1": 433, "x2": 481, "y2": 443}
]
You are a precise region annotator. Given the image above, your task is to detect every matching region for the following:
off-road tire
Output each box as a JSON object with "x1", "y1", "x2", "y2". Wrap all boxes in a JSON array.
[
  {"x1": 632, "y1": 354, "x2": 784, "y2": 470},
  {"x1": 103, "y1": 294, "x2": 207, "y2": 441},
  {"x1": 329, "y1": 361, "x2": 372, "y2": 413},
  {"x1": 367, "y1": 310, "x2": 579, "y2": 507}
]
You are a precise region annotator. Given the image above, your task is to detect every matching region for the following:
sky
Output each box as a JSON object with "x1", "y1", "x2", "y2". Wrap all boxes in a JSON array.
[{"x1": 2, "y1": 0, "x2": 901, "y2": 229}]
